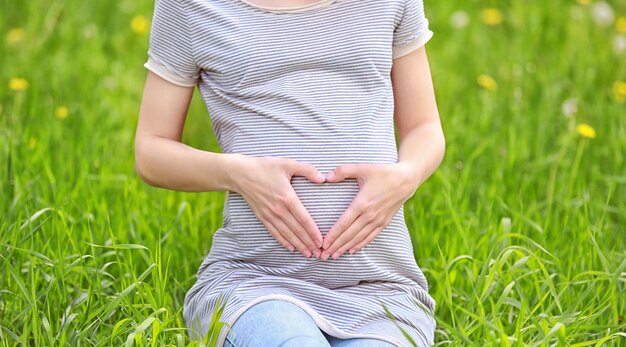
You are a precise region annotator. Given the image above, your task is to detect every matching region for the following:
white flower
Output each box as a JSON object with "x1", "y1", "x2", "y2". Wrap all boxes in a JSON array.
[
  {"x1": 614, "y1": 35, "x2": 626, "y2": 54},
  {"x1": 561, "y1": 98, "x2": 578, "y2": 117},
  {"x1": 591, "y1": 1, "x2": 615, "y2": 27},
  {"x1": 450, "y1": 10, "x2": 469, "y2": 29}
]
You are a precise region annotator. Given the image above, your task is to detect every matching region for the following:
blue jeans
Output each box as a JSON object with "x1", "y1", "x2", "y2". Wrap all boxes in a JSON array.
[{"x1": 223, "y1": 300, "x2": 396, "y2": 347}]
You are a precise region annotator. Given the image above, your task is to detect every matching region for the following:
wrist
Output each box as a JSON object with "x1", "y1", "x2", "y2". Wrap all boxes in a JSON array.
[
  {"x1": 395, "y1": 161, "x2": 422, "y2": 196},
  {"x1": 220, "y1": 153, "x2": 248, "y2": 193}
]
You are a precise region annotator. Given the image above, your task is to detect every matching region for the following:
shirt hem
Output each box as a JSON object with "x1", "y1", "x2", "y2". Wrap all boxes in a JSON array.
[
  {"x1": 217, "y1": 293, "x2": 410, "y2": 347},
  {"x1": 144, "y1": 55, "x2": 199, "y2": 87},
  {"x1": 392, "y1": 30, "x2": 434, "y2": 60},
  {"x1": 238, "y1": 0, "x2": 335, "y2": 12}
]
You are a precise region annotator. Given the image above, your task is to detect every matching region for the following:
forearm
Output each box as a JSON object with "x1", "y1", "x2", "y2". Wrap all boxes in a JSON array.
[
  {"x1": 396, "y1": 121, "x2": 446, "y2": 193},
  {"x1": 134, "y1": 134, "x2": 243, "y2": 193}
]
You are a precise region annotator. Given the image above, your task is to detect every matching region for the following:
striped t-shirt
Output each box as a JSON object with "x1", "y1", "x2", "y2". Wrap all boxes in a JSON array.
[{"x1": 143, "y1": 0, "x2": 436, "y2": 346}]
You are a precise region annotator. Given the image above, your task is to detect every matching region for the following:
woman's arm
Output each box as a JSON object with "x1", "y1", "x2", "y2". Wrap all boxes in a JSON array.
[
  {"x1": 392, "y1": 45, "x2": 445, "y2": 193},
  {"x1": 135, "y1": 71, "x2": 326, "y2": 256},
  {"x1": 134, "y1": 71, "x2": 243, "y2": 192}
]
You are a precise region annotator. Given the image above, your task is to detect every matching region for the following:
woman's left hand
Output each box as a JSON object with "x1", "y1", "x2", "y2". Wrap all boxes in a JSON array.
[{"x1": 320, "y1": 162, "x2": 418, "y2": 261}]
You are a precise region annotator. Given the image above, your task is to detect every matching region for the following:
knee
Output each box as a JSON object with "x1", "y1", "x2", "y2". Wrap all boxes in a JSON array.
[
  {"x1": 248, "y1": 300, "x2": 312, "y2": 322},
  {"x1": 228, "y1": 300, "x2": 327, "y2": 344},
  {"x1": 232, "y1": 300, "x2": 318, "y2": 332}
]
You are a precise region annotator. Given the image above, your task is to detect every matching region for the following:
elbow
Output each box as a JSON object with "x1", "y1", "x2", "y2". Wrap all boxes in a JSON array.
[
  {"x1": 134, "y1": 153, "x2": 151, "y2": 186},
  {"x1": 134, "y1": 140, "x2": 157, "y2": 187},
  {"x1": 441, "y1": 128, "x2": 447, "y2": 155},
  {"x1": 438, "y1": 124, "x2": 447, "y2": 167},
  {"x1": 134, "y1": 159, "x2": 150, "y2": 185}
]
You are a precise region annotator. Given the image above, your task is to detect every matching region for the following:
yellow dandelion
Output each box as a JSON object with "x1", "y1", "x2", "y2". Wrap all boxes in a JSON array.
[
  {"x1": 6, "y1": 27, "x2": 25, "y2": 45},
  {"x1": 477, "y1": 74, "x2": 497, "y2": 91},
  {"x1": 481, "y1": 8, "x2": 503, "y2": 26},
  {"x1": 576, "y1": 123, "x2": 596, "y2": 139},
  {"x1": 613, "y1": 80, "x2": 626, "y2": 103},
  {"x1": 577, "y1": 0, "x2": 591, "y2": 5},
  {"x1": 9, "y1": 77, "x2": 28, "y2": 91},
  {"x1": 617, "y1": 17, "x2": 626, "y2": 35},
  {"x1": 28, "y1": 137, "x2": 38, "y2": 149},
  {"x1": 55, "y1": 106, "x2": 69, "y2": 119},
  {"x1": 131, "y1": 15, "x2": 150, "y2": 34}
]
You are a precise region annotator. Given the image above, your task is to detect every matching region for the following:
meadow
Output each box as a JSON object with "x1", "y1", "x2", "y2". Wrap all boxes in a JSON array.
[{"x1": 1, "y1": 0, "x2": 625, "y2": 346}]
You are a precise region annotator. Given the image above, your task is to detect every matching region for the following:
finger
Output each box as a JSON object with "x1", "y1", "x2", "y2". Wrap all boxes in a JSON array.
[
  {"x1": 277, "y1": 192, "x2": 321, "y2": 255},
  {"x1": 251, "y1": 204, "x2": 296, "y2": 252},
  {"x1": 280, "y1": 205, "x2": 321, "y2": 258},
  {"x1": 337, "y1": 220, "x2": 380, "y2": 257},
  {"x1": 287, "y1": 194, "x2": 323, "y2": 249},
  {"x1": 323, "y1": 212, "x2": 370, "y2": 260},
  {"x1": 260, "y1": 217, "x2": 295, "y2": 252},
  {"x1": 269, "y1": 213, "x2": 312, "y2": 258},
  {"x1": 287, "y1": 160, "x2": 326, "y2": 184},
  {"x1": 349, "y1": 225, "x2": 385, "y2": 254},
  {"x1": 322, "y1": 197, "x2": 365, "y2": 250},
  {"x1": 325, "y1": 164, "x2": 361, "y2": 183}
]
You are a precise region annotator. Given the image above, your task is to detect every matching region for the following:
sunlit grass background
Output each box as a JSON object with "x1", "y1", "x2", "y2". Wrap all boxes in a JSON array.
[{"x1": 1, "y1": 0, "x2": 625, "y2": 345}]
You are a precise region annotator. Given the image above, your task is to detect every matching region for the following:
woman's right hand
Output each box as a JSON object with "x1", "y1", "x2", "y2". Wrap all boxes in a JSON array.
[{"x1": 230, "y1": 155, "x2": 326, "y2": 259}]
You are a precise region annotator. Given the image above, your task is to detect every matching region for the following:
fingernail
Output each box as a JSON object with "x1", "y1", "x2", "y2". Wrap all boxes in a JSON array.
[
  {"x1": 313, "y1": 249, "x2": 321, "y2": 258},
  {"x1": 332, "y1": 252, "x2": 340, "y2": 260},
  {"x1": 321, "y1": 252, "x2": 330, "y2": 261},
  {"x1": 326, "y1": 171, "x2": 335, "y2": 180},
  {"x1": 317, "y1": 173, "x2": 326, "y2": 181},
  {"x1": 315, "y1": 240, "x2": 322, "y2": 248},
  {"x1": 348, "y1": 249, "x2": 355, "y2": 255},
  {"x1": 288, "y1": 245, "x2": 295, "y2": 252}
]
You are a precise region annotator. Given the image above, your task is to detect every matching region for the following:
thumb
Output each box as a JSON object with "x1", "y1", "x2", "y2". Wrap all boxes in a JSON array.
[
  {"x1": 288, "y1": 160, "x2": 326, "y2": 184},
  {"x1": 325, "y1": 164, "x2": 360, "y2": 182}
]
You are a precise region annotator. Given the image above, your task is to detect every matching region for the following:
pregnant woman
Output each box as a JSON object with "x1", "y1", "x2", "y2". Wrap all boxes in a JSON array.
[{"x1": 135, "y1": 0, "x2": 445, "y2": 346}]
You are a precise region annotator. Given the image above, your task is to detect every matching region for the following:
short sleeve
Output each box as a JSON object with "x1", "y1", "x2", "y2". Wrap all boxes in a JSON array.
[
  {"x1": 392, "y1": 0, "x2": 434, "y2": 59},
  {"x1": 143, "y1": 0, "x2": 201, "y2": 87}
]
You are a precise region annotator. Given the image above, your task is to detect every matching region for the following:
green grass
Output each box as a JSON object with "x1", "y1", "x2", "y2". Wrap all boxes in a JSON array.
[{"x1": 1, "y1": 0, "x2": 625, "y2": 345}]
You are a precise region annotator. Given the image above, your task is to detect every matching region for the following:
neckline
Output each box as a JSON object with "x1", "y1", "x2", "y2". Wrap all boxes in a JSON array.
[{"x1": 236, "y1": 0, "x2": 338, "y2": 14}]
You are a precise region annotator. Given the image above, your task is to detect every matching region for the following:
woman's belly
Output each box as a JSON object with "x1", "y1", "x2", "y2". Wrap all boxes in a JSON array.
[
  {"x1": 207, "y1": 174, "x2": 420, "y2": 288},
  {"x1": 222, "y1": 128, "x2": 403, "y2": 240},
  {"x1": 201, "y1": 132, "x2": 422, "y2": 287},
  {"x1": 226, "y1": 176, "x2": 361, "y2": 240}
]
